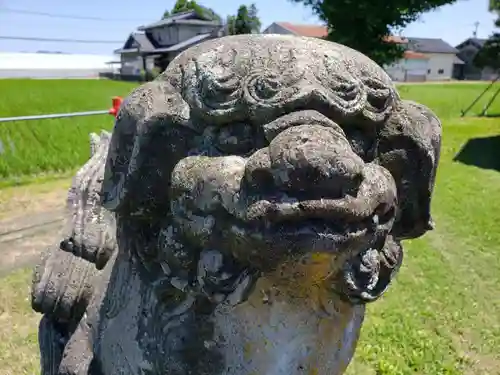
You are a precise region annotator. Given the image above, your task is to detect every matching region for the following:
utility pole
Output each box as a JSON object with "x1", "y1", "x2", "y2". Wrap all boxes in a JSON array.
[{"x1": 473, "y1": 21, "x2": 479, "y2": 38}]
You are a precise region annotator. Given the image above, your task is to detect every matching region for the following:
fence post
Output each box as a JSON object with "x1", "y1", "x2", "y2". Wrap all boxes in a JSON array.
[
  {"x1": 108, "y1": 97, "x2": 123, "y2": 118},
  {"x1": 0, "y1": 96, "x2": 124, "y2": 123}
]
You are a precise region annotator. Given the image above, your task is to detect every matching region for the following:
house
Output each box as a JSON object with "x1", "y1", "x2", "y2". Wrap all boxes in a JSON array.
[
  {"x1": 406, "y1": 37, "x2": 463, "y2": 81},
  {"x1": 387, "y1": 37, "x2": 464, "y2": 82},
  {"x1": 454, "y1": 37, "x2": 497, "y2": 81},
  {"x1": 262, "y1": 22, "x2": 462, "y2": 81},
  {"x1": 114, "y1": 10, "x2": 224, "y2": 78}
]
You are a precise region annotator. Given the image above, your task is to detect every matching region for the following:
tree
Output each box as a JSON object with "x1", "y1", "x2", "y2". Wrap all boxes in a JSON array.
[
  {"x1": 287, "y1": 0, "x2": 459, "y2": 66},
  {"x1": 227, "y1": 3, "x2": 261, "y2": 35},
  {"x1": 162, "y1": 0, "x2": 221, "y2": 22},
  {"x1": 234, "y1": 5, "x2": 253, "y2": 34},
  {"x1": 248, "y1": 4, "x2": 261, "y2": 33},
  {"x1": 226, "y1": 15, "x2": 237, "y2": 35},
  {"x1": 475, "y1": 0, "x2": 500, "y2": 70}
]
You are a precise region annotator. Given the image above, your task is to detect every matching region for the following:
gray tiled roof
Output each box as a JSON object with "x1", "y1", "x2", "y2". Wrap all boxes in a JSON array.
[
  {"x1": 113, "y1": 32, "x2": 155, "y2": 54},
  {"x1": 468, "y1": 37, "x2": 488, "y2": 47},
  {"x1": 407, "y1": 37, "x2": 458, "y2": 54},
  {"x1": 148, "y1": 33, "x2": 212, "y2": 53},
  {"x1": 138, "y1": 10, "x2": 221, "y2": 30},
  {"x1": 132, "y1": 33, "x2": 155, "y2": 51},
  {"x1": 455, "y1": 37, "x2": 488, "y2": 49}
]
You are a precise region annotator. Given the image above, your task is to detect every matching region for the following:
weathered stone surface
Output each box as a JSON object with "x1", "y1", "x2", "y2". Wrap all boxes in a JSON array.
[
  {"x1": 31, "y1": 131, "x2": 115, "y2": 374},
  {"x1": 31, "y1": 34, "x2": 442, "y2": 375},
  {"x1": 60, "y1": 130, "x2": 116, "y2": 270}
]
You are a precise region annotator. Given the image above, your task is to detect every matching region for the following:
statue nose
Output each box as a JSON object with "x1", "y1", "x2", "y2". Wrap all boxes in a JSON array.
[{"x1": 268, "y1": 125, "x2": 365, "y2": 198}]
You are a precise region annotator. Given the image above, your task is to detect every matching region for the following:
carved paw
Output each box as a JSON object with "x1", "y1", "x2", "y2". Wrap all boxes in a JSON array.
[{"x1": 32, "y1": 246, "x2": 98, "y2": 324}]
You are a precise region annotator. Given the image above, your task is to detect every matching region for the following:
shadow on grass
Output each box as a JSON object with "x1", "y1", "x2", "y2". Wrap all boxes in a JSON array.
[{"x1": 454, "y1": 135, "x2": 500, "y2": 171}]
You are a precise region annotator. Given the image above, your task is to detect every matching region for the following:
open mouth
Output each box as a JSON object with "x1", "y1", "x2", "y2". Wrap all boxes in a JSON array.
[
  {"x1": 244, "y1": 195, "x2": 395, "y2": 232},
  {"x1": 235, "y1": 194, "x2": 397, "y2": 256},
  {"x1": 236, "y1": 195, "x2": 402, "y2": 304}
]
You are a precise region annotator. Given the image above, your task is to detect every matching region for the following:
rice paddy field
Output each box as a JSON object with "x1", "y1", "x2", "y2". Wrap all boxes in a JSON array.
[{"x1": 0, "y1": 79, "x2": 136, "y2": 186}]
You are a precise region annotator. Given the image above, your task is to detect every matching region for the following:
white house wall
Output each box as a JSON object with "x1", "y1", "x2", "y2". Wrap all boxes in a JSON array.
[
  {"x1": 120, "y1": 54, "x2": 155, "y2": 75},
  {"x1": 425, "y1": 53, "x2": 455, "y2": 81},
  {"x1": 384, "y1": 58, "x2": 428, "y2": 82},
  {"x1": 384, "y1": 59, "x2": 406, "y2": 81},
  {"x1": 385, "y1": 54, "x2": 455, "y2": 82},
  {"x1": 406, "y1": 59, "x2": 428, "y2": 75},
  {"x1": 0, "y1": 52, "x2": 116, "y2": 78}
]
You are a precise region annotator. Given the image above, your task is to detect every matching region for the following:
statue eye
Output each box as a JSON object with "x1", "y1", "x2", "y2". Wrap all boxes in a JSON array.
[{"x1": 215, "y1": 123, "x2": 256, "y2": 155}]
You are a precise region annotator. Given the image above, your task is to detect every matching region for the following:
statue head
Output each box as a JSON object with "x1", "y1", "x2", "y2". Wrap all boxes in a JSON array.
[{"x1": 101, "y1": 35, "x2": 440, "y2": 308}]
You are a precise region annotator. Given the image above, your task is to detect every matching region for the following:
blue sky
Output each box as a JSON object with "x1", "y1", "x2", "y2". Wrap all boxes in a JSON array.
[{"x1": 0, "y1": 0, "x2": 497, "y2": 55}]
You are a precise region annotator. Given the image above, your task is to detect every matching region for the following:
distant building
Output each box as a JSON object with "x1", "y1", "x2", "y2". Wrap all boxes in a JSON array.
[
  {"x1": 262, "y1": 22, "x2": 329, "y2": 38},
  {"x1": 405, "y1": 37, "x2": 463, "y2": 81},
  {"x1": 114, "y1": 10, "x2": 224, "y2": 78},
  {"x1": 454, "y1": 37, "x2": 498, "y2": 81},
  {"x1": 262, "y1": 22, "x2": 463, "y2": 82}
]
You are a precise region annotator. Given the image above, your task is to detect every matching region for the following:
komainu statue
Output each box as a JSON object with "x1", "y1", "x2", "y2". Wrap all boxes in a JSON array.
[{"x1": 31, "y1": 34, "x2": 442, "y2": 375}]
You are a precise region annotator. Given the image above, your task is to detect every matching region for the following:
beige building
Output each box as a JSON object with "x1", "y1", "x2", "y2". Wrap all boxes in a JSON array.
[
  {"x1": 262, "y1": 22, "x2": 463, "y2": 82},
  {"x1": 405, "y1": 37, "x2": 463, "y2": 81}
]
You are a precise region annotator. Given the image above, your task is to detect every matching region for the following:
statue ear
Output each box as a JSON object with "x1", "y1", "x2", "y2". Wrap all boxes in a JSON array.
[
  {"x1": 61, "y1": 131, "x2": 116, "y2": 269},
  {"x1": 101, "y1": 81, "x2": 194, "y2": 217},
  {"x1": 375, "y1": 100, "x2": 441, "y2": 240}
]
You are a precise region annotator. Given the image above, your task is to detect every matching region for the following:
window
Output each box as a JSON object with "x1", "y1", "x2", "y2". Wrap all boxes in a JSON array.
[
  {"x1": 427, "y1": 69, "x2": 431, "y2": 74},
  {"x1": 438, "y1": 69, "x2": 444, "y2": 74}
]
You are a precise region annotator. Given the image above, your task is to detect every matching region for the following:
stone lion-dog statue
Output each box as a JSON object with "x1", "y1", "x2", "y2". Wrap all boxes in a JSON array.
[{"x1": 31, "y1": 34, "x2": 441, "y2": 375}]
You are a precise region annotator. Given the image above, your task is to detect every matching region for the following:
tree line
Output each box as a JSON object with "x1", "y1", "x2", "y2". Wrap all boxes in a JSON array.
[
  {"x1": 163, "y1": 0, "x2": 498, "y2": 69},
  {"x1": 475, "y1": 0, "x2": 500, "y2": 71},
  {"x1": 163, "y1": 0, "x2": 261, "y2": 35}
]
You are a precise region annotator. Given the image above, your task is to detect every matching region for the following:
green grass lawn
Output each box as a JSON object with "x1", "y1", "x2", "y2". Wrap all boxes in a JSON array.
[
  {"x1": 0, "y1": 79, "x2": 137, "y2": 185},
  {"x1": 0, "y1": 268, "x2": 40, "y2": 375},
  {"x1": 347, "y1": 83, "x2": 500, "y2": 375},
  {"x1": 1, "y1": 81, "x2": 500, "y2": 374}
]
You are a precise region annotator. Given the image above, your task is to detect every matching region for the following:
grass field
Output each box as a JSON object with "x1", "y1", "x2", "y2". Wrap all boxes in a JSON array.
[
  {"x1": 0, "y1": 79, "x2": 137, "y2": 186},
  {"x1": 1, "y1": 81, "x2": 500, "y2": 374}
]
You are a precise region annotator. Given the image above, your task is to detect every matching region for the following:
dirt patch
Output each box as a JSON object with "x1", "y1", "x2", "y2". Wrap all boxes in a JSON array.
[
  {"x1": 0, "y1": 178, "x2": 71, "y2": 275},
  {"x1": 0, "y1": 178, "x2": 71, "y2": 221},
  {"x1": 0, "y1": 220, "x2": 63, "y2": 277}
]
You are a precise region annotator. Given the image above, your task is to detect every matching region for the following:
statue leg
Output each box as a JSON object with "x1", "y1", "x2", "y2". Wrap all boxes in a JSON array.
[{"x1": 38, "y1": 315, "x2": 66, "y2": 375}]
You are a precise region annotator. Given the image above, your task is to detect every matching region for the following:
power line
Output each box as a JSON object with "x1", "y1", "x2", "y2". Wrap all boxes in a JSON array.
[
  {"x1": 0, "y1": 7, "x2": 148, "y2": 22},
  {"x1": 0, "y1": 36, "x2": 122, "y2": 44}
]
